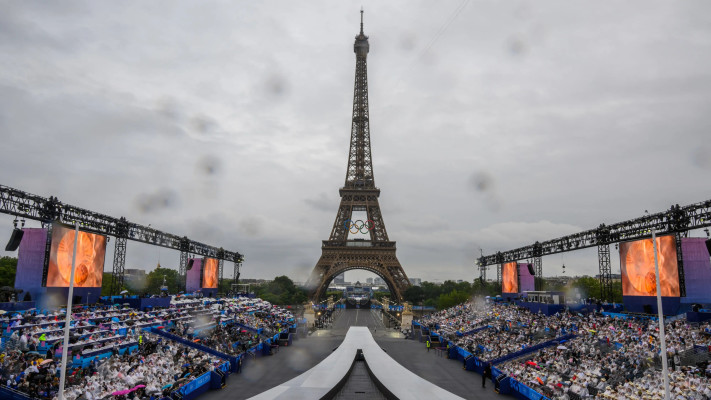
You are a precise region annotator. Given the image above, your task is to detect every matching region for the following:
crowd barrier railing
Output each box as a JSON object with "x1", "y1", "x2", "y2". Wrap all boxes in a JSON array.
[
  {"x1": 487, "y1": 333, "x2": 577, "y2": 365},
  {"x1": 0, "y1": 385, "x2": 34, "y2": 400},
  {"x1": 147, "y1": 327, "x2": 241, "y2": 373},
  {"x1": 491, "y1": 366, "x2": 552, "y2": 400},
  {"x1": 178, "y1": 370, "x2": 212, "y2": 400},
  {"x1": 443, "y1": 332, "x2": 576, "y2": 374},
  {"x1": 454, "y1": 325, "x2": 490, "y2": 337}
]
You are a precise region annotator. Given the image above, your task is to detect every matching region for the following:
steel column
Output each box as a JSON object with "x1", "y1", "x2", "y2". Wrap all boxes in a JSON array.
[
  {"x1": 218, "y1": 259, "x2": 224, "y2": 290},
  {"x1": 598, "y1": 244, "x2": 612, "y2": 302},
  {"x1": 534, "y1": 256, "x2": 543, "y2": 290},
  {"x1": 178, "y1": 250, "x2": 189, "y2": 292},
  {"x1": 676, "y1": 231, "x2": 686, "y2": 297},
  {"x1": 233, "y1": 262, "x2": 241, "y2": 284},
  {"x1": 110, "y1": 237, "x2": 127, "y2": 295},
  {"x1": 41, "y1": 224, "x2": 53, "y2": 287}
]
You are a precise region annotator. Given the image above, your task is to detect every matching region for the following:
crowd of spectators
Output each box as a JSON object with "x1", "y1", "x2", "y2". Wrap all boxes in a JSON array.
[
  {"x1": 168, "y1": 298, "x2": 294, "y2": 357},
  {"x1": 420, "y1": 300, "x2": 711, "y2": 400},
  {"x1": 0, "y1": 295, "x2": 294, "y2": 400},
  {"x1": 421, "y1": 302, "x2": 566, "y2": 361},
  {"x1": 1, "y1": 331, "x2": 224, "y2": 400}
]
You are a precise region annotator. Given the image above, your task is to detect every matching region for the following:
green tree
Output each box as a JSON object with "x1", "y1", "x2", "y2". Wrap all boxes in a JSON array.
[
  {"x1": 253, "y1": 276, "x2": 308, "y2": 305},
  {"x1": 572, "y1": 276, "x2": 600, "y2": 300},
  {"x1": 372, "y1": 291, "x2": 390, "y2": 302},
  {"x1": 437, "y1": 289, "x2": 471, "y2": 309},
  {"x1": 145, "y1": 266, "x2": 179, "y2": 294},
  {"x1": 0, "y1": 256, "x2": 18, "y2": 287},
  {"x1": 100, "y1": 272, "x2": 114, "y2": 296},
  {"x1": 403, "y1": 285, "x2": 425, "y2": 304},
  {"x1": 325, "y1": 291, "x2": 343, "y2": 301}
]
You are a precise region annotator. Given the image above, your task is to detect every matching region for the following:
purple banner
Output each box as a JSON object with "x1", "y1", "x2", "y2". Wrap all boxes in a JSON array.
[
  {"x1": 681, "y1": 238, "x2": 711, "y2": 304},
  {"x1": 14, "y1": 228, "x2": 47, "y2": 291},
  {"x1": 518, "y1": 263, "x2": 535, "y2": 293},
  {"x1": 185, "y1": 258, "x2": 202, "y2": 293}
]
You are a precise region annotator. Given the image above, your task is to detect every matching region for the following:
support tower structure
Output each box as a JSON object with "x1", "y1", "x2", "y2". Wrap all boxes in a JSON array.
[{"x1": 307, "y1": 11, "x2": 410, "y2": 302}]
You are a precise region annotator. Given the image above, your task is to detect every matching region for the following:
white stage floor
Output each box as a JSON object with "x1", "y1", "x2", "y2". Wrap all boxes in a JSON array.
[{"x1": 249, "y1": 326, "x2": 463, "y2": 400}]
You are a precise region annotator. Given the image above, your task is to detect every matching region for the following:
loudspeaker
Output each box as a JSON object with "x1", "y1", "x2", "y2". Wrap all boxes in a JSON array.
[
  {"x1": 4, "y1": 228, "x2": 24, "y2": 251},
  {"x1": 705, "y1": 239, "x2": 711, "y2": 255},
  {"x1": 643, "y1": 304, "x2": 653, "y2": 314},
  {"x1": 479, "y1": 276, "x2": 484, "y2": 284},
  {"x1": 235, "y1": 272, "x2": 241, "y2": 283},
  {"x1": 527, "y1": 264, "x2": 535, "y2": 276},
  {"x1": 187, "y1": 259, "x2": 194, "y2": 270},
  {"x1": 692, "y1": 303, "x2": 701, "y2": 312}
]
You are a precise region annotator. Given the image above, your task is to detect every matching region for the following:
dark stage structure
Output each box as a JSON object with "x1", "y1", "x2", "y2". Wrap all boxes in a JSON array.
[
  {"x1": 0, "y1": 184, "x2": 243, "y2": 296},
  {"x1": 478, "y1": 200, "x2": 711, "y2": 305},
  {"x1": 307, "y1": 11, "x2": 410, "y2": 302}
]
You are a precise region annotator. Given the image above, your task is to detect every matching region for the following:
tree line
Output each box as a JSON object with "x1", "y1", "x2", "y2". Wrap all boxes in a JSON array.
[
  {"x1": 402, "y1": 276, "x2": 623, "y2": 310},
  {"x1": 0, "y1": 257, "x2": 623, "y2": 308}
]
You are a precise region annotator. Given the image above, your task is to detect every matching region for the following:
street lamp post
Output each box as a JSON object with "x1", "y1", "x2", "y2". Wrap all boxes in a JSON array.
[
  {"x1": 57, "y1": 222, "x2": 79, "y2": 400},
  {"x1": 650, "y1": 222, "x2": 671, "y2": 400}
]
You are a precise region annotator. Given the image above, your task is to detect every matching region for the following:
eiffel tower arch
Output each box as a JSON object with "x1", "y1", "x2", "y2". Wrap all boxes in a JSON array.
[{"x1": 307, "y1": 11, "x2": 410, "y2": 302}]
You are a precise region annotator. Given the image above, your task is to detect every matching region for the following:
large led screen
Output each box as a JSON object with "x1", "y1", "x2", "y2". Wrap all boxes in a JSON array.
[
  {"x1": 620, "y1": 235, "x2": 680, "y2": 297},
  {"x1": 203, "y1": 258, "x2": 218, "y2": 289},
  {"x1": 502, "y1": 262, "x2": 518, "y2": 294},
  {"x1": 47, "y1": 224, "x2": 106, "y2": 287}
]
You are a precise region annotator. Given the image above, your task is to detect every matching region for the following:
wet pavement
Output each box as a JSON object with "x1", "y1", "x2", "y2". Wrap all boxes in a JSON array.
[{"x1": 201, "y1": 309, "x2": 508, "y2": 400}]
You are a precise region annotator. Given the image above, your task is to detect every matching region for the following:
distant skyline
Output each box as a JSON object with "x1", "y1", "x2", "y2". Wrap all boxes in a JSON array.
[{"x1": 1, "y1": 1, "x2": 710, "y2": 283}]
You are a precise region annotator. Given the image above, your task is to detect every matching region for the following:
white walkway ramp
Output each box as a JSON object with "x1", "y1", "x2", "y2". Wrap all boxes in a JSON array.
[{"x1": 249, "y1": 327, "x2": 463, "y2": 400}]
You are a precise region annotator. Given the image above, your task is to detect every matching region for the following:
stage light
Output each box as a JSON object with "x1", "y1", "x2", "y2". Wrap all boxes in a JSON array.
[{"x1": 5, "y1": 218, "x2": 24, "y2": 251}]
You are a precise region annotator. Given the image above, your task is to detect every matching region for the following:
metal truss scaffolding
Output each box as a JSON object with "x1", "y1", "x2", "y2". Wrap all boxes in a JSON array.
[
  {"x1": 598, "y1": 244, "x2": 612, "y2": 301},
  {"x1": 478, "y1": 201, "x2": 711, "y2": 299},
  {"x1": 0, "y1": 184, "x2": 244, "y2": 295}
]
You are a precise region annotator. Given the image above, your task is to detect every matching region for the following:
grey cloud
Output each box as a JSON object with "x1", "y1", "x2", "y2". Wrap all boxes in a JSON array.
[
  {"x1": 303, "y1": 193, "x2": 336, "y2": 212},
  {"x1": 1, "y1": 1, "x2": 710, "y2": 283}
]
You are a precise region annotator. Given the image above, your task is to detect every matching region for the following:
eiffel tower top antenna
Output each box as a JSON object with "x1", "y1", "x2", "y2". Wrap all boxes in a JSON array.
[{"x1": 360, "y1": 7, "x2": 364, "y2": 35}]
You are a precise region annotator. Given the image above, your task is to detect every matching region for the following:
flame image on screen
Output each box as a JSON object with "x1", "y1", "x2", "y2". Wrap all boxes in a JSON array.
[
  {"x1": 203, "y1": 258, "x2": 218, "y2": 288},
  {"x1": 619, "y1": 235, "x2": 680, "y2": 297},
  {"x1": 502, "y1": 262, "x2": 518, "y2": 293},
  {"x1": 47, "y1": 225, "x2": 106, "y2": 287}
]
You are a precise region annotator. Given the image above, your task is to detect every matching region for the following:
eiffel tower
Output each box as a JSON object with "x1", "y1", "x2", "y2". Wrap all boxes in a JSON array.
[{"x1": 307, "y1": 10, "x2": 410, "y2": 302}]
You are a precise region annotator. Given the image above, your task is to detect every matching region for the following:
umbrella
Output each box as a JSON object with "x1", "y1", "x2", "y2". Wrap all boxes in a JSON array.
[
  {"x1": 112, "y1": 390, "x2": 131, "y2": 396},
  {"x1": 111, "y1": 317, "x2": 120, "y2": 322},
  {"x1": 40, "y1": 359, "x2": 53, "y2": 366},
  {"x1": 557, "y1": 345, "x2": 567, "y2": 350},
  {"x1": 0, "y1": 310, "x2": 7, "y2": 315},
  {"x1": 120, "y1": 290, "x2": 129, "y2": 294}
]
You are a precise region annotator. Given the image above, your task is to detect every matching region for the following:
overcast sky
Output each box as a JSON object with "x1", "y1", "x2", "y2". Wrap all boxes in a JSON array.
[{"x1": 1, "y1": 1, "x2": 710, "y2": 284}]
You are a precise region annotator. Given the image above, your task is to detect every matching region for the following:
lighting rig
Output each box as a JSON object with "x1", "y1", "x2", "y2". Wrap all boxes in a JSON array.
[
  {"x1": 0, "y1": 184, "x2": 243, "y2": 295},
  {"x1": 477, "y1": 200, "x2": 711, "y2": 301}
]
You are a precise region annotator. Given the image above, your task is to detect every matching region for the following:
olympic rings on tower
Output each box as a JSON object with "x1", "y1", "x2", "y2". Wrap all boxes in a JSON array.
[{"x1": 344, "y1": 219, "x2": 375, "y2": 234}]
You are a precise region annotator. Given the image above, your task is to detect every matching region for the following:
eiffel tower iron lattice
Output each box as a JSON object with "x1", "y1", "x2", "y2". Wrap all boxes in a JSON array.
[{"x1": 307, "y1": 11, "x2": 410, "y2": 302}]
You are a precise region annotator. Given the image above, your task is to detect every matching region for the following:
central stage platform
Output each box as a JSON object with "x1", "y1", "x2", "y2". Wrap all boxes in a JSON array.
[{"x1": 249, "y1": 327, "x2": 463, "y2": 400}]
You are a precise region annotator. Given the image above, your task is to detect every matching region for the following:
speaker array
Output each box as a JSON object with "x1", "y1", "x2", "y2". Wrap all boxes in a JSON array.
[
  {"x1": 527, "y1": 264, "x2": 535, "y2": 276},
  {"x1": 4, "y1": 228, "x2": 24, "y2": 251}
]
